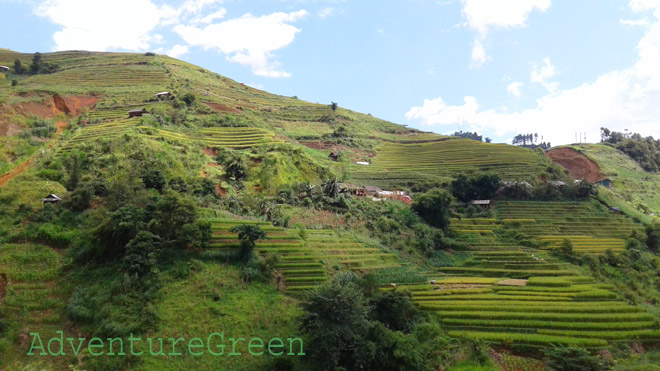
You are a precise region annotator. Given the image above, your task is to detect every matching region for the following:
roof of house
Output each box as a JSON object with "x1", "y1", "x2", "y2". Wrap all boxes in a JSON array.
[
  {"x1": 155, "y1": 91, "x2": 170, "y2": 96},
  {"x1": 0, "y1": 65, "x2": 9, "y2": 69},
  {"x1": 41, "y1": 194, "x2": 62, "y2": 201},
  {"x1": 128, "y1": 108, "x2": 148, "y2": 113},
  {"x1": 470, "y1": 200, "x2": 491, "y2": 205}
]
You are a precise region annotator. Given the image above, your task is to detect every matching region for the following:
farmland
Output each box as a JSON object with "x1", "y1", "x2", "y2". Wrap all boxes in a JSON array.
[
  {"x1": 347, "y1": 139, "x2": 552, "y2": 188},
  {"x1": 396, "y1": 249, "x2": 660, "y2": 346},
  {"x1": 201, "y1": 216, "x2": 402, "y2": 293},
  {"x1": 1, "y1": 49, "x2": 660, "y2": 369}
]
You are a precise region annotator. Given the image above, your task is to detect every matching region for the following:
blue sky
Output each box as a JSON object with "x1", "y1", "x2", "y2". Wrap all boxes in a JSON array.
[{"x1": 1, "y1": 0, "x2": 659, "y2": 145}]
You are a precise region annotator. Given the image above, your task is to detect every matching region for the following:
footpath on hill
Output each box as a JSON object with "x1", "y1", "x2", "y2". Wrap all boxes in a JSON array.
[{"x1": 0, "y1": 121, "x2": 67, "y2": 188}]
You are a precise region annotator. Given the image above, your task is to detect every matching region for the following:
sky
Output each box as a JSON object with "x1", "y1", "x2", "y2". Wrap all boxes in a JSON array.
[{"x1": 1, "y1": 0, "x2": 659, "y2": 145}]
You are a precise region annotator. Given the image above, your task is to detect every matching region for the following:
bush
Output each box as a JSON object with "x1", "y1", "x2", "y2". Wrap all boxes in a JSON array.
[
  {"x1": 412, "y1": 188, "x2": 453, "y2": 231},
  {"x1": 544, "y1": 346, "x2": 611, "y2": 371}
]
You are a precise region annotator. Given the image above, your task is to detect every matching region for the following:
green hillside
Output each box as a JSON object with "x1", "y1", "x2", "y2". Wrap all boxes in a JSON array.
[
  {"x1": 551, "y1": 144, "x2": 660, "y2": 223},
  {"x1": 1, "y1": 50, "x2": 660, "y2": 370}
]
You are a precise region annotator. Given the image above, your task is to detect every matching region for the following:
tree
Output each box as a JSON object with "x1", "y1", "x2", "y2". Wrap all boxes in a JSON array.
[
  {"x1": 322, "y1": 178, "x2": 340, "y2": 198},
  {"x1": 222, "y1": 151, "x2": 248, "y2": 181},
  {"x1": 142, "y1": 169, "x2": 166, "y2": 192},
  {"x1": 300, "y1": 273, "x2": 370, "y2": 370},
  {"x1": 230, "y1": 224, "x2": 266, "y2": 262},
  {"x1": 646, "y1": 224, "x2": 660, "y2": 252},
  {"x1": 330, "y1": 101, "x2": 338, "y2": 112},
  {"x1": 450, "y1": 173, "x2": 500, "y2": 202},
  {"x1": 13, "y1": 59, "x2": 25, "y2": 74},
  {"x1": 411, "y1": 188, "x2": 453, "y2": 231},
  {"x1": 123, "y1": 231, "x2": 159, "y2": 278},
  {"x1": 30, "y1": 52, "x2": 43, "y2": 74},
  {"x1": 181, "y1": 93, "x2": 196, "y2": 106}
]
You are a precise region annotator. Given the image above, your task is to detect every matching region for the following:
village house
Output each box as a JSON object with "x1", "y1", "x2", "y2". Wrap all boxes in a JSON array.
[
  {"x1": 0, "y1": 65, "x2": 10, "y2": 72},
  {"x1": 595, "y1": 178, "x2": 612, "y2": 188},
  {"x1": 40, "y1": 194, "x2": 62, "y2": 204},
  {"x1": 128, "y1": 108, "x2": 148, "y2": 118},
  {"x1": 328, "y1": 151, "x2": 340, "y2": 161},
  {"x1": 469, "y1": 199, "x2": 492, "y2": 209},
  {"x1": 155, "y1": 91, "x2": 172, "y2": 99}
]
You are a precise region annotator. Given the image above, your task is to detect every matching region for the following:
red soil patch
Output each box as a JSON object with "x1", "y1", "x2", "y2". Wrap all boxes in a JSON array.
[
  {"x1": 204, "y1": 102, "x2": 241, "y2": 113},
  {"x1": 55, "y1": 121, "x2": 67, "y2": 134},
  {"x1": 201, "y1": 169, "x2": 207, "y2": 178},
  {"x1": 0, "y1": 158, "x2": 32, "y2": 187},
  {"x1": 204, "y1": 147, "x2": 219, "y2": 157},
  {"x1": 0, "y1": 122, "x2": 23, "y2": 136},
  {"x1": 13, "y1": 94, "x2": 98, "y2": 118},
  {"x1": 546, "y1": 147, "x2": 605, "y2": 182},
  {"x1": 216, "y1": 183, "x2": 227, "y2": 197},
  {"x1": 207, "y1": 162, "x2": 218, "y2": 167}
]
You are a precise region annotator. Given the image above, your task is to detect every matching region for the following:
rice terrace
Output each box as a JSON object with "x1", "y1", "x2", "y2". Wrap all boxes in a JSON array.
[{"x1": 2, "y1": 3, "x2": 660, "y2": 369}]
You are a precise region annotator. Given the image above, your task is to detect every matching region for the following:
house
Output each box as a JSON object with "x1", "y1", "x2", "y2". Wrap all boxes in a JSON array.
[
  {"x1": 155, "y1": 91, "x2": 172, "y2": 99},
  {"x1": 41, "y1": 194, "x2": 62, "y2": 204},
  {"x1": 356, "y1": 161, "x2": 370, "y2": 166},
  {"x1": 469, "y1": 200, "x2": 492, "y2": 209},
  {"x1": 0, "y1": 65, "x2": 9, "y2": 72},
  {"x1": 363, "y1": 185, "x2": 382, "y2": 196},
  {"x1": 609, "y1": 206, "x2": 621, "y2": 214},
  {"x1": 596, "y1": 178, "x2": 612, "y2": 189},
  {"x1": 128, "y1": 108, "x2": 148, "y2": 118},
  {"x1": 328, "y1": 151, "x2": 340, "y2": 162}
]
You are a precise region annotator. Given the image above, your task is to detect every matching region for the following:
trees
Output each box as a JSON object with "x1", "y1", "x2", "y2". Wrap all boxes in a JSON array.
[
  {"x1": 300, "y1": 274, "x2": 370, "y2": 370},
  {"x1": 411, "y1": 188, "x2": 453, "y2": 231},
  {"x1": 330, "y1": 101, "x2": 338, "y2": 112},
  {"x1": 230, "y1": 224, "x2": 266, "y2": 262},
  {"x1": 13, "y1": 59, "x2": 25, "y2": 74},
  {"x1": 29, "y1": 52, "x2": 42, "y2": 74},
  {"x1": 218, "y1": 150, "x2": 248, "y2": 181},
  {"x1": 450, "y1": 173, "x2": 500, "y2": 202}
]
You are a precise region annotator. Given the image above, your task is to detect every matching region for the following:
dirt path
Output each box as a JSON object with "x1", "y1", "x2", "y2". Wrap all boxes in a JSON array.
[{"x1": 0, "y1": 121, "x2": 67, "y2": 188}]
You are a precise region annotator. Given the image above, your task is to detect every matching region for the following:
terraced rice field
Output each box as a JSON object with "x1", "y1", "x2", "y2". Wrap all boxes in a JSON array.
[
  {"x1": 450, "y1": 201, "x2": 641, "y2": 254},
  {"x1": 496, "y1": 201, "x2": 642, "y2": 254},
  {"x1": 348, "y1": 139, "x2": 548, "y2": 187},
  {"x1": 57, "y1": 118, "x2": 140, "y2": 153},
  {"x1": 396, "y1": 250, "x2": 660, "y2": 346},
  {"x1": 142, "y1": 127, "x2": 283, "y2": 149},
  {"x1": 202, "y1": 218, "x2": 401, "y2": 293}
]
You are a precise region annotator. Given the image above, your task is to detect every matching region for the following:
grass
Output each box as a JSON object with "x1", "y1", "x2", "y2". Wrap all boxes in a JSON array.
[
  {"x1": 137, "y1": 262, "x2": 304, "y2": 371},
  {"x1": 0, "y1": 244, "x2": 75, "y2": 370}
]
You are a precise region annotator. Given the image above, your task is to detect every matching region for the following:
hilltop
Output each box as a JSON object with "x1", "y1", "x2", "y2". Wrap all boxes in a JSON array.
[{"x1": 1, "y1": 50, "x2": 660, "y2": 370}]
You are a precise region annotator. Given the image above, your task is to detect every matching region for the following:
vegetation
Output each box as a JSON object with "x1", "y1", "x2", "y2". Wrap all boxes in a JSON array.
[{"x1": 1, "y1": 49, "x2": 660, "y2": 370}]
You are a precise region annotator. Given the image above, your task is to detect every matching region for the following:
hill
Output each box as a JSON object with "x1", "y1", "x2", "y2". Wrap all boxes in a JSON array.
[
  {"x1": 1, "y1": 50, "x2": 660, "y2": 370},
  {"x1": 548, "y1": 144, "x2": 660, "y2": 223}
]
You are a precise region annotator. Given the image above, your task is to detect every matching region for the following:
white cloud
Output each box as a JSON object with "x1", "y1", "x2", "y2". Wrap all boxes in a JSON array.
[
  {"x1": 507, "y1": 81, "x2": 523, "y2": 97},
  {"x1": 318, "y1": 7, "x2": 334, "y2": 18},
  {"x1": 620, "y1": 18, "x2": 650, "y2": 26},
  {"x1": 35, "y1": 0, "x2": 225, "y2": 52},
  {"x1": 470, "y1": 39, "x2": 488, "y2": 67},
  {"x1": 36, "y1": 0, "x2": 176, "y2": 51},
  {"x1": 198, "y1": 9, "x2": 227, "y2": 24},
  {"x1": 166, "y1": 44, "x2": 189, "y2": 58},
  {"x1": 174, "y1": 10, "x2": 307, "y2": 77},
  {"x1": 531, "y1": 57, "x2": 558, "y2": 92},
  {"x1": 461, "y1": 0, "x2": 551, "y2": 66},
  {"x1": 406, "y1": 3, "x2": 660, "y2": 146},
  {"x1": 461, "y1": 0, "x2": 551, "y2": 35}
]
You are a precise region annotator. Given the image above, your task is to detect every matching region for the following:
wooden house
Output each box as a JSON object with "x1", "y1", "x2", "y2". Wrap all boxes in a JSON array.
[
  {"x1": 0, "y1": 65, "x2": 9, "y2": 72},
  {"x1": 128, "y1": 108, "x2": 148, "y2": 118},
  {"x1": 155, "y1": 91, "x2": 172, "y2": 99},
  {"x1": 328, "y1": 152, "x2": 340, "y2": 161}
]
